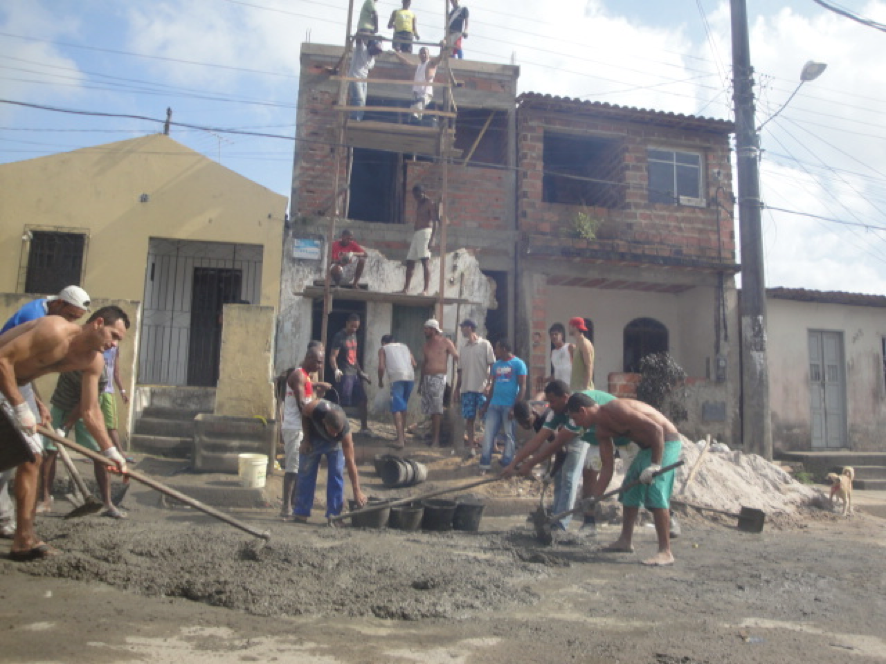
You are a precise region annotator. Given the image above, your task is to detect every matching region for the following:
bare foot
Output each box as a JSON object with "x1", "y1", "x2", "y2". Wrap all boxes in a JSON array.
[
  {"x1": 601, "y1": 540, "x2": 635, "y2": 553},
  {"x1": 419, "y1": 290, "x2": 428, "y2": 296},
  {"x1": 641, "y1": 551, "x2": 675, "y2": 566},
  {"x1": 395, "y1": 289, "x2": 408, "y2": 295}
]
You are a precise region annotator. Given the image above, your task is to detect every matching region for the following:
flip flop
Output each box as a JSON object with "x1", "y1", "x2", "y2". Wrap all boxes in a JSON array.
[{"x1": 9, "y1": 543, "x2": 61, "y2": 562}]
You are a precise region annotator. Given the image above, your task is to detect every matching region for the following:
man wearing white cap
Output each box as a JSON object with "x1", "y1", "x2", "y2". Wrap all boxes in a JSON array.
[
  {"x1": 0, "y1": 285, "x2": 91, "y2": 538},
  {"x1": 419, "y1": 319, "x2": 458, "y2": 448}
]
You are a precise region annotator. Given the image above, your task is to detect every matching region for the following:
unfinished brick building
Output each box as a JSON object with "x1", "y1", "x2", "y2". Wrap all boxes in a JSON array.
[{"x1": 281, "y1": 44, "x2": 740, "y2": 440}]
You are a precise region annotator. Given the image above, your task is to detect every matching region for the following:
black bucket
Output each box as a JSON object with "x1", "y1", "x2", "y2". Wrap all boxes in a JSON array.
[
  {"x1": 388, "y1": 501, "x2": 424, "y2": 531},
  {"x1": 380, "y1": 456, "x2": 413, "y2": 487},
  {"x1": 0, "y1": 406, "x2": 37, "y2": 473},
  {"x1": 453, "y1": 498, "x2": 486, "y2": 532},
  {"x1": 381, "y1": 457, "x2": 426, "y2": 488},
  {"x1": 421, "y1": 499, "x2": 457, "y2": 531},
  {"x1": 373, "y1": 454, "x2": 395, "y2": 477},
  {"x1": 349, "y1": 498, "x2": 390, "y2": 529}
]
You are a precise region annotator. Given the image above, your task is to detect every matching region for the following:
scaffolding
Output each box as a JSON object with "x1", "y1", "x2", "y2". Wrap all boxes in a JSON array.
[{"x1": 319, "y1": 0, "x2": 460, "y2": 375}]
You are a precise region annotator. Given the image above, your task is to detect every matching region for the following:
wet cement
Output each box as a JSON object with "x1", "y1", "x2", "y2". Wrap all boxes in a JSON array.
[{"x1": 23, "y1": 513, "x2": 542, "y2": 621}]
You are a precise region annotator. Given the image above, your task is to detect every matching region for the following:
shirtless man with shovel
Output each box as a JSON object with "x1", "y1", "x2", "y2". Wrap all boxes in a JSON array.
[
  {"x1": 0, "y1": 306, "x2": 129, "y2": 560},
  {"x1": 566, "y1": 392, "x2": 682, "y2": 567}
]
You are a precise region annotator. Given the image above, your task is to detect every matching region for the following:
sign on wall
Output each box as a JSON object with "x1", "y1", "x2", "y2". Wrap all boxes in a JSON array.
[{"x1": 292, "y1": 237, "x2": 323, "y2": 261}]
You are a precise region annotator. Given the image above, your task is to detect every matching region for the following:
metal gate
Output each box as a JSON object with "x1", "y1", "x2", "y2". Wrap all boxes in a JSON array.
[
  {"x1": 139, "y1": 239, "x2": 263, "y2": 386},
  {"x1": 809, "y1": 330, "x2": 847, "y2": 449}
]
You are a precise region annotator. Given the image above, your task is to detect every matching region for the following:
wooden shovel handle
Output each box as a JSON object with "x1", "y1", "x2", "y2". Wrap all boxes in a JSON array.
[
  {"x1": 38, "y1": 426, "x2": 270, "y2": 541},
  {"x1": 328, "y1": 475, "x2": 502, "y2": 523}
]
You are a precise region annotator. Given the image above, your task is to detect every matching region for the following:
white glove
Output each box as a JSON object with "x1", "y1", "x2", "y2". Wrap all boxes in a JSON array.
[
  {"x1": 102, "y1": 446, "x2": 127, "y2": 472},
  {"x1": 13, "y1": 402, "x2": 36, "y2": 435},
  {"x1": 334, "y1": 369, "x2": 343, "y2": 382},
  {"x1": 56, "y1": 428, "x2": 68, "y2": 438},
  {"x1": 639, "y1": 464, "x2": 661, "y2": 485}
]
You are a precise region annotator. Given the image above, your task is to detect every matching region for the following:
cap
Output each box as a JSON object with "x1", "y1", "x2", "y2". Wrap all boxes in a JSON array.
[
  {"x1": 424, "y1": 318, "x2": 442, "y2": 332},
  {"x1": 48, "y1": 285, "x2": 91, "y2": 311},
  {"x1": 460, "y1": 318, "x2": 477, "y2": 329},
  {"x1": 568, "y1": 316, "x2": 588, "y2": 332}
]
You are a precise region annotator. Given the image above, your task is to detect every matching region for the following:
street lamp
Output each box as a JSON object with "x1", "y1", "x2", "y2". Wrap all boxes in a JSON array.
[{"x1": 758, "y1": 61, "x2": 828, "y2": 131}]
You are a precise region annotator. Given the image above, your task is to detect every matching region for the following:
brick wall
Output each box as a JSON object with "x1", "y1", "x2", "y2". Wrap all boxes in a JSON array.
[
  {"x1": 608, "y1": 372, "x2": 640, "y2": 399},
  {"x1": 405, "y1": 161, "x2": 510, "y2": 234},
  {"x1": 528, "y1": 277, "x2": 549, "y2": 384},
  {"x1": 518, "y1": 109, "x2": 735, "y2": 264}
]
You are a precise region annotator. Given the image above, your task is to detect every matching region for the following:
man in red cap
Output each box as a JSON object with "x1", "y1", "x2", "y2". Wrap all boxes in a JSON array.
[{"x1": 568, "y1": 317, "x2": 595, "y2": 391}]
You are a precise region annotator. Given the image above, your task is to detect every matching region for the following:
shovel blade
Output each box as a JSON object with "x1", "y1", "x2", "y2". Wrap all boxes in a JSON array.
[
  {"x1": 64, "y1": 499, "x2": 104, "y2": 520},
  {"x1": 737, "y1": 506, "x2": 765, "y2": 533},
  {"x1": 531, "y1": 506, "x2": 553, "y2": 546}
]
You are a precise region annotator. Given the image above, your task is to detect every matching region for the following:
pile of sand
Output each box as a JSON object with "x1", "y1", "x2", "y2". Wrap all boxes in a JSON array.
[{"x1": 669, "y1": 439, "x2": 821, "y2": 514}]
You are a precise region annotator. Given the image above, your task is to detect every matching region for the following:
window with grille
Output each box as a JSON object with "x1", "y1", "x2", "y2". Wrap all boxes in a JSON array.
[
  {"x1": 647, "y1": 149, "x2": 703, "y2": 206},
  {"x1": 24, "y1": 231, "x2": 86, "y2": 294}
]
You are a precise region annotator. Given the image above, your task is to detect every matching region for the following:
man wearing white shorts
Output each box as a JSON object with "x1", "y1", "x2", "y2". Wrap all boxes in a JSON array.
[{"x1": 398, "y1": 185, "x2": 438, "y2": 295}]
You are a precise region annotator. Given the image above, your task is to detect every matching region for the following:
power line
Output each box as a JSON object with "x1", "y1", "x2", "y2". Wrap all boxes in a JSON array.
[{"x1": 810, "y1": 0, "x2": 886, "y2": 32}]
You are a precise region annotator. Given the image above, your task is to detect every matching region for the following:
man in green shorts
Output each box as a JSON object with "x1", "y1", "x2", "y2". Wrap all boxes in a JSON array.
[
  {"x1": 567, "y1": 392, "x2": 682, "y2": 566},
  {"x1": 46, "y1": 367, "x2": 127, "y2": 518}
]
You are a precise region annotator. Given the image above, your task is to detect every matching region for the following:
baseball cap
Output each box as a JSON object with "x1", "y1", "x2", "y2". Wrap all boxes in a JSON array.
[
  {"x1": 48, "y1": 285, "x2": 91, "y2": 311},
  {"x1": 424, "y1": 318, "x2": 442, "y2": 332},
  {"x1": 568, "y1": 316, "x2": 588, "y2": 332},
  {"x1": 460, "y1": 318, "x2": 477, "y2": 329}
]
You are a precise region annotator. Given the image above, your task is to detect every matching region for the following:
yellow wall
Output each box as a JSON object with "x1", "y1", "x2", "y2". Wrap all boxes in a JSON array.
[
  {"x1": 0, "y1": 134, "x2": 287, "y2": 307},
  {"x1": 215, "y1": 303, "x2": 276, "y2": 420}
]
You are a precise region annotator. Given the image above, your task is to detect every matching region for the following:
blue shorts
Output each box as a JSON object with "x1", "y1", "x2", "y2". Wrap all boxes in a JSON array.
[
  {"x1": 390, "y1": 381, "x2": 414, "y2": 413},
  {"x1": 461, "y1": 391, "x2": 487, "y2": 419},
  {"x1": 621, "y1": 438, "x2": 682, "y2": 510},
  {"x1": 339, "y1": 374, "x2": 367, "y2": 407}
]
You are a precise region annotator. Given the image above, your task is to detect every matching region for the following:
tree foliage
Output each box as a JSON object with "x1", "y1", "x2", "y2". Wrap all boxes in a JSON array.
[{"x1": 636, "y1": 352, "x2": 688, "y2": 424}]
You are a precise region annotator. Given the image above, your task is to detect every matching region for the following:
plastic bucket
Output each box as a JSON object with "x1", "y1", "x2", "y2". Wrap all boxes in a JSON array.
[
  {"x1": 388, "y1": 501, "x2": 424, "y2": 531},
  {"x1": 407, "y1": 459, "x2": 428, "y2": 484},
  {"x1": 381, "y1": 456, "x2": 414, "y2": 487},
  {"x1": 237, "y1": 453, "x2": 267, "y2": 488},
  {"x1": 421, "y1": 499, "x2": 457, "y2": 531},
  {"x1": 349, "y1": 498, "x2": 390, "y2": 529},
  {"x1": 373, "y1": 454, "x2": 394, "y2": 477},
  {"x1": 453, "y1": 499, "x2": 486, "y2": 532}
]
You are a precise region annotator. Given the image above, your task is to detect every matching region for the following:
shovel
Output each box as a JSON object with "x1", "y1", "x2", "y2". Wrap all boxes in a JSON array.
[
  {"x1": 671, "y1": 500, "x2": 766, "y2": 533},
  {"x1": 38, "y1": 426, "x2": 271, "y2": 541},
  {"x1": 55, "y1": 437, "x2": 105, "y2": 519},
  {"x1": 533, "y1": 461, "x2": 684, "y2": 545},
  {"x1": 328, "y1": 474, "x2": 504, "y2": 524}
]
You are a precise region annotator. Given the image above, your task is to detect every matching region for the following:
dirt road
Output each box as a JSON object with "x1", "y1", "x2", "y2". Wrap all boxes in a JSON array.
[{"x1": 2, "y1": 475, "x2": 885, "y2": 664}]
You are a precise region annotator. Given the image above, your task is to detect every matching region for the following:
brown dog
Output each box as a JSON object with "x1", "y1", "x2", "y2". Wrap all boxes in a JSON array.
[{"x1": 826, "y1": 467, "x2": 855, "y2": 515}]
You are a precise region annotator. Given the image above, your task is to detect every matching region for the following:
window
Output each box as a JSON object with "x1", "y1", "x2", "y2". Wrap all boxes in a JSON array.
[
  {"x1": 24, "y1": 230, "x2": 86, "y2": 294},
  {"x1": 543, "y1": 132, "x2": 624, "y2": 208},
  {"x1": 647, "y1": 149, "x2": 703, "y2": 206},
  {"x1": 623, "y1": 317, "x2": 668, "y2": 373}
]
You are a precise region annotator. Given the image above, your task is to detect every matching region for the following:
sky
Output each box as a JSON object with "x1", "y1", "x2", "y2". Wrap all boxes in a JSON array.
[{"x1": 2, "y1": 0, "x2": 885, "y2": 294}]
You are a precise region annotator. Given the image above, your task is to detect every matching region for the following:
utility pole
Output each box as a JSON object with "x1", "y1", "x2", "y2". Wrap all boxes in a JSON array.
[{"x1": 730, "y1": 0, "x2": 772, "y2": 460}]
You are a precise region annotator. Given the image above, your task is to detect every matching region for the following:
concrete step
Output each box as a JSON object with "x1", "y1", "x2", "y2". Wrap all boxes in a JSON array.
[
  {"x1": 851, "y1": 465, "x2": 886, "y2": 481},
  {"x1": 855, "y1": 478, "x2": 886, "y2": 491},
  {"x1": 131, "y1": 434, "x2": 192, "y2": 459},
  {"x1": 139, "y1": 407, "x2": 208, "y2": 422},
  {"x1": 778, "y1": 451, "x2": 886, "y2": 477},
  {"x1": 135, "y1": 416, "x2": 200, "y2": 438}
]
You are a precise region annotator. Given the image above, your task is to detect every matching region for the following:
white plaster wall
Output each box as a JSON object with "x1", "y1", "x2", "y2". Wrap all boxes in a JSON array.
[
  {"x1": 544, "y1": 285, "x2": 722, "y2": 383},
  {"x1": 768, "y1": 298, "x2": 886, "y2": 451}
]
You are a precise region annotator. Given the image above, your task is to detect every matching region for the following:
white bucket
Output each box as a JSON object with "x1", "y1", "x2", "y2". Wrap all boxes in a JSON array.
[{"x1": 238, "y1": 453, "x2": 267, "y2": 489}]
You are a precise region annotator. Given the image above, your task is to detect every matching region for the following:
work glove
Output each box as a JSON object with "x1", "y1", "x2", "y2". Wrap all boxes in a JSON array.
[
  {"x1": 13, "y1": 402, "x2": 36, "y2": 435},
  {"x1": 359, "y1": 371, "x2": 371, "y2": 384},
  {"x1": 334, "y1": 369, "x2": 343, "y2": 382},
  {"x1": 639, "y1": 464, "x2": 661, "y2": 485},
  {"x1": 56, "y1": 428, "x2": 68, "y2": 438},
  {"x1": 102, "y1": 446, "x2": 128, "y2": 474}
]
